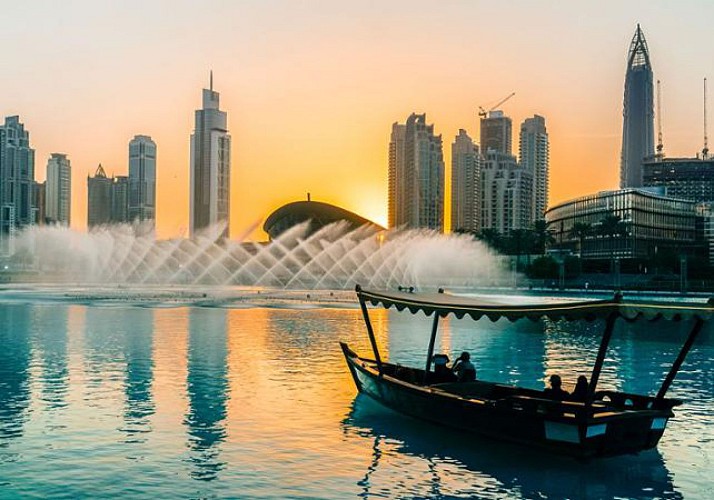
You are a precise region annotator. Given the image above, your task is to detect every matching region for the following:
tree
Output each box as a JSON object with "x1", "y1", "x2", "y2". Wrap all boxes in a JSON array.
[
  {"x1": 505, "y1": 229, "x2": 531, "y2": 271},
  {"x1": 532, "y1": 220, "x2": 555, "y2": 255},
  {"x1": 477, "y1": 228, "x2": 503, "y2": 252},
  {"x1": 598, "y1": 214, "x2": 627, "y2": 275}
]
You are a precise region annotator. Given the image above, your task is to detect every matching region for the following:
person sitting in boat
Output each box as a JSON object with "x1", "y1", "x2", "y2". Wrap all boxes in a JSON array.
[
  {"x1": 452, "y1": 351, "x2": 476, "y2": 382},
  {"x1": 431, "y1": 354, "x2": 457, "y2": 383},
  {"x1": 543, "y1": 374, "x2": 569, "y2": 400},
  {"x1": 570, "y1": 375, "x2": 589, "y2": 402}
]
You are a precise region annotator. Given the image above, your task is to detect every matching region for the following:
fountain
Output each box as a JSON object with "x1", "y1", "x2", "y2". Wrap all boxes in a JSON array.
[{"x1": 10, "y1": 221, "x2": 502, "y2": 290}]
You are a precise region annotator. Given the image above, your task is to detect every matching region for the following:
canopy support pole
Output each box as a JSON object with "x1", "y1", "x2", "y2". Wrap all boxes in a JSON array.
[
  {"x1": 358, "y1": 294, "x2": 383, "y2": 376},
  {"x1": 656, "y1": 317, "x2": 704, "y2": 401},
  {"x1": 586, "y1": 312, "x2": 618, "y2": 406},
  {"x1": 423, "y1": 313, "x2": 440, "y2": 385}
]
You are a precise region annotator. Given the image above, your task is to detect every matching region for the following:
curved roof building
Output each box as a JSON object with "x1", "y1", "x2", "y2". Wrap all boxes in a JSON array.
[{"x1": 263, "y1": 199, "x2": 385, "y2": 240}]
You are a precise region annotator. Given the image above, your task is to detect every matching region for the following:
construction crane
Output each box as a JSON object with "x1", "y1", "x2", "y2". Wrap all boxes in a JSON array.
[
  {"x1": 478, "y1": 92, "x2": 516, "y2": 119},
  {"x1": 703, "y1": 78, "x2": 709, "y2": 159},
  {"x1": 656, "y1": 79, "x2": 664, "y2": 157}
]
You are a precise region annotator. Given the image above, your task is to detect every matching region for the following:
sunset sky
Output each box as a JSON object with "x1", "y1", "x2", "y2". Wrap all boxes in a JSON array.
[{"x1": 3, "y1": 0, "x2": 714, "y2": 239}]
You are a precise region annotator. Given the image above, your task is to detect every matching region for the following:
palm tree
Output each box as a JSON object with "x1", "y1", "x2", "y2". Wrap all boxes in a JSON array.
[
  {"x1": 569, "y1": 222, "x2": 593, "y2": 257},
  {"x1": 477, "y1": 228, "x2": 503, "y2": 252},
  {"x1": 532, "y1": 220, "x2": 555, "y2": 255},
  {"x1": 506, "y1": 229, "x2": 530, "y2": 271}
]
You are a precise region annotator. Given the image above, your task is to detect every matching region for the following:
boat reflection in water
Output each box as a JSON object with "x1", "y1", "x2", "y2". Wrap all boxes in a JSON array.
[
  {"x1": 184, "y1": 308, "x2": 229, "y2": 481},
  {"x1": 342, "y1": 394, "x2": 680, "y2": 500}
]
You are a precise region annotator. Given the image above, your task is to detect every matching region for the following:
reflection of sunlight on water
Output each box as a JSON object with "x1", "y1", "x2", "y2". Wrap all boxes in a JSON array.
[{"x1": 0, "y1": 300, "x2": 711, "y2": 498}]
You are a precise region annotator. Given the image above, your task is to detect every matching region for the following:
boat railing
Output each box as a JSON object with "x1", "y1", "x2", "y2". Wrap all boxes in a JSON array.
[{"x1": 593, "y1": 390, "x2": 681, "y2": 411}]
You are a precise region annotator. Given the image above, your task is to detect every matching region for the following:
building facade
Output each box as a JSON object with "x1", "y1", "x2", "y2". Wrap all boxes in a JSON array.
[
  {"x1": 450, "y1": 129, "x2": 480, "y2": 233},
  {"x1": 480, "y1": 151, "x2": 533, "y2": 234},
  {"x1": 388, "y1": 123, "x2": 406, "y2": 228},
  {"x1": 404, "y1": 113, "x2": 444, "y2": 231},
  {"x1": 620, "y1": 25, "x2": 654, "y2": 188},
  {"x1": 45, "y1": 153, "x2": 71, "y2": 226},
  {"x1": 111, "y1": 176, "x2": 129, "y2": 223},
  {"x1": 128, "y1": 135, "x2": 157, "y2": 226},
  {"x1": 190, "y1": 76, "x2": 231, "y2": 239},
  {"x1": 642, "y1": 157, "x2": 714, "y2": 203},
  {"x1": 545, "y1": 189, "x2": 697, "y2": 261},
  {"x1": 87, "y1": 165, "x2": 113, "y2": 228},
  {"x1": 480, "y1": 111, "x2": 512, "y2": 155},
  {"x1": 389, "y1": 113, "x2": 444, "y2": 231},
  {"x1": 0, "y1": 116, "x2": 35, "y2": 255},
  {"x1": 32, "y1": 181, "x2": 45, "y2": 225},
  {"x1": 87, "y1": 165, "x2": 132, "y2": 228},
  {"x1": 519, "y1": 115, "x2": 549, "y2": 220}
]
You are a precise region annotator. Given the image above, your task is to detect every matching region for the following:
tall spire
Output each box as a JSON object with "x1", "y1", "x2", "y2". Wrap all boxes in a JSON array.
[
  {"x1": 628, "y1": 24, "x2": 651, "y2": 68},
  {"x1": 210, "y1": 70, "x2": 213, "y2": 91}
]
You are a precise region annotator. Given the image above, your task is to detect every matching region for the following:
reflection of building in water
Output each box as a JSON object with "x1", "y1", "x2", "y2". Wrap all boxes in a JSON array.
[
  {"x1": 0, "y1": 305, "x2": 32, "y2": 442},
  {"x1": 33, "y1": 305, "x2": 69, "y2": 410},
  {"x1": 185, "y1": 308, "x2": 229, "y2": 481},
  {"x1": 123, "y1": 308, "x2": 155, "y2": 439}
]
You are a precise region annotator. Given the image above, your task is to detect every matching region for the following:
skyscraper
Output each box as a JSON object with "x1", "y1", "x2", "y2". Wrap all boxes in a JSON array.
[
  {"x1": 128, "y1": 135, "x2": 157, "y2": 226},
  {"x1": 0, "y1": 116, "x2": 35, "y2": 255},
  {"x1": 451, "y1": 129, "x2": 480, "y2": 233},
  {"x1": 190, "y1": 73, "x2": 231, "y2": 239},
  {"x1": 620, "y1": 24, "x2": 654, "y2": 188},
  {"x1": 519, "y1": 115, "x2": 549, "y2": 220},
  {"x1": 111, "y1": 176, "x2": 129, "y2": 223},
  {"x1": 481, "y1": 151, "x2": 533, "y2": 234},
  {"x1": 393, "y1": 113, "x2": 444, "y2": 231},
  {"x1": 45, "y1": 153, "x2": 71, "y2": 226},
  {"x1": 388, "y1": 123, "x2": 406, "y2": 228},
  {"x1": 480, "y1": 110, "x2": 512, "y2": 155},
  {"x1": 87, "y1": 164, "x2": 112, "y2": 228}
]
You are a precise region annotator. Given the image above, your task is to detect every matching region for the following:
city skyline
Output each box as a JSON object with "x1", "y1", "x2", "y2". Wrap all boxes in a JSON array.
[{"x1": 3, "y1": 2, "x2": 714, "y2": 239}]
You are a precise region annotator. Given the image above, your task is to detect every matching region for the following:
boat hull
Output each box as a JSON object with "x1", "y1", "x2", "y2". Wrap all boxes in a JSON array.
[{"x1": 341, "y1": 343, "x2": 671, "y2": 459}]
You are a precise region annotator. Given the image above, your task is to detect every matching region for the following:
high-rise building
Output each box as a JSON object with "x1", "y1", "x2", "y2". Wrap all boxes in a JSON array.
[
  {"x1": 643, "y1": 157, "x2": 714, "y2": 203},
  {"x1": 388, "y1": 114, "x2": 444, "y2": 231},
  {"x1": 32, "y1": 181, "x2": 46, "y2": 225},
  {"x1": 481, "y1": 151, "x2": 533, "y2": 234},
  {"x1": 388, "y1": 123, "x2": 406, "y2": 228},
  {"x1": 87, "y1": 164, "x2": 113, "y2": 228},
  {"x1": 190, "y1": 74, "x2": 231, "y2": 239},
  {"x1": 450, "y1": 129, "x2": 480, "y2": 233},
  {"x1": 0, "y1": 116, "x2": 35, "y2": 255},
  {"x1": 519, "y1": 115, "x2": 549, "y2": 220},
  {"x1": 128, "y1": 135, "x2": 157, "y2": 226},
  {"x1": 480, "y1": 110, "x2": 512, "y2": 155},
  {"x1": 620, "y1": 24, "x2": 654, "y2": 188},
  {"x1": 111, "y1": 176, "x2": 129, "y2": 223},
  {"x1": 45, "y1": 153, "x2": 71, "y2": 226},
  {"x1": 401, "y1": 113, "x2": 444, "y2": 231}
]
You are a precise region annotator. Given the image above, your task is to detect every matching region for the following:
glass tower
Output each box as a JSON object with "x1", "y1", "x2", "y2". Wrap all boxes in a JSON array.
[{"x1": 620, "y1": 25, "x2": 654, "y2": 188}]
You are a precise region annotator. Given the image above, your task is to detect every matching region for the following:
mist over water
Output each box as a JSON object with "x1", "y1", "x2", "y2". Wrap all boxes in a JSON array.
[{"x1": 12, "y1": 221, "x2": 502, "y2": 289}]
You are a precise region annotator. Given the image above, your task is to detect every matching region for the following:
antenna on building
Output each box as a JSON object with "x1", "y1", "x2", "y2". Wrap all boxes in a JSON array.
[
  {"x1": 703, "y1": 77, "x2": 709, "y2": 159},
  {"x1": 656, "y1": 79, "x2": 664, "y2": 158},
  {"x1": 210, "y1": 70, "x2": 213, "y2": 91}
]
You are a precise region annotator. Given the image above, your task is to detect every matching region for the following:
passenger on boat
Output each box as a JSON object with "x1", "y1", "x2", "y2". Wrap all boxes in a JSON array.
[
  {"x1": 570, "y1": 375, "x2": 589, "y2": 402},
  {"x1": 432, "y1": 354, "x2": 457, "y2": 383},
  {"x1": 543, "y1": 374, "x2": 569, "y2": 400},
  {"x1": 452, "y1": 351, "x2": 476, "y2": 382}
]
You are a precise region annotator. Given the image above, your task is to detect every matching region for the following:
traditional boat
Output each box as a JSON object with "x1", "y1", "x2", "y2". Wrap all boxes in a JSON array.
[{"x1": 341, "y1": 285, "x2": 714, "y2": 459}]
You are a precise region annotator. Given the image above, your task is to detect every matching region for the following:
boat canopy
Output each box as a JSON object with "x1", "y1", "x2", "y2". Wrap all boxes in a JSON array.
[{"x1": 355, "y1": 286, "x2": 714, "y2": 323}]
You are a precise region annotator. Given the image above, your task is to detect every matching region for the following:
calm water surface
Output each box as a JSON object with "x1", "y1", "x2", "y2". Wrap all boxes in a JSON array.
[{"x1": 0, "y1": 298, "x2": 712, "y2": 499}]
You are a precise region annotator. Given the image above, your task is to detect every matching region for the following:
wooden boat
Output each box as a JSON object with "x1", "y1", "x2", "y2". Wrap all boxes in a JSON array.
[{"x1": 341, "y1": 285, "x2": 714, "y2": 459}]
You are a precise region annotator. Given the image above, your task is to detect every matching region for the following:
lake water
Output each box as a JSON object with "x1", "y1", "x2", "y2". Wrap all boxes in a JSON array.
[{"x1": 0, "y1": 292, "x2": 712, "y2": 499}]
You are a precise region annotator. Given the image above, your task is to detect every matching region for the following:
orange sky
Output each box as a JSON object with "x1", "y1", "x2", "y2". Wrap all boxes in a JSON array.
[{"x1": 3, "y1": 1, "x2": 714, "y2": 240}]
